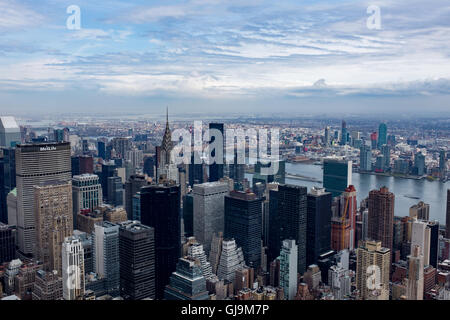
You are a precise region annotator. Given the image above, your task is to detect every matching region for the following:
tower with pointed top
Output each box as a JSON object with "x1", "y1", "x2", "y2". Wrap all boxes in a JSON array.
[{"x1": 157, "y1": 107, "x2": 178, "y2": 184}]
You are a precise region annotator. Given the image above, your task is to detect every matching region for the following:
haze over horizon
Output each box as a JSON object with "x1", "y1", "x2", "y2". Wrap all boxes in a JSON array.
[{"x1": 1, "y1": 0, "x2": 450, "y2": 114}]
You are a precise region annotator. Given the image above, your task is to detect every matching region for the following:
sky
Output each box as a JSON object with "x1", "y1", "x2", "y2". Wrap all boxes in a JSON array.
[{"x1": 0, "y1": 0, "x2": 449, "y2": 115}]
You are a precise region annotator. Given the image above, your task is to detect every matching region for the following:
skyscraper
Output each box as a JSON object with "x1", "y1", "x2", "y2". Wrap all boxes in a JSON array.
[
  {"x1": 72, "y1": 174, "x2": 103, "y2": 228},
  {"x1": 279, "y1": 239, "x2": 298, "y2": 300},
  {"x1": 409, "y1": 201, "x2": 430, "y2": 221},
  {"x1": 414, "y1": 152, "x2": 426, "y2": 176},
  {"x1": 224, "y1": 191, "x2": 262, "y2": 269},
  {"x1": 34, "y1": 180, "x2": 73, "y2": 273},
  {"x1": 140, "y1": 184, "x2": 180, "y2": 299},
  {"x1": 164, "y1": 257, "x2": 209, "y2": 300},
  {"x1": 306, "y1": 187, "x2": 332, "y2": 267},
  {"x1": 368, "y1": 187, "x2": 395, "y2": 252},
  {"x1": 208, "y1": 122, "x2": 224, "y2": 182},
  {"x1": 118, "y1": 220, "x2": 155, "y2": 300},
  {"x1": 411, "y1": 219, "x2": 430, "y2": 267},
  {"x1": 156, "y1": 108, "x2": 177, "y2": 183},
  {"x1": 331, "y1": 185, "x2": 357, "y2": 251},
  {"x1": 15, "y1": 142, "x2": 71, "y2": 257},
  {"x1": 276, "y1": 184, "x2": 307, "y2": 274},
  {"x1": 439, "y1": 149, "x2": 447, "y2": 179},
  {"x1": 359, "y1": 145, "x2": 372, "y2": 172},
  {"x1": 323, "y1": 159, "x2": 352, "y2": 198},
  {"x1": 378, "y1": 122, "x2": 387, "y2": 149},
  {"x1": 446, "y1": 189, "x2": 450, "y2": 238},
  {"x1": 107, "y1": 175, "x2": 124, "y2": 207},
  {"x1": 340, "y1": 120, "x2": 347, "y2": 146},
  {"x1": 0, "y1": 147, "x2": 16, "y2": 224},
  {"x1": 0, "y1": 223, "x2": 15, "y2": 264},
  {"x1": 356, "y1": 240, "x2": 390, "y2": 300},
  {"x1": 124, "y1": 174, "x2": 148, "y2": 220},
  {"x1": 0, "y1": 116, "x2": 21, "y2": 148},
  {"x1": 216, "y1": 239, "x2": 246, "y2": 283},
  {"x1": 93, "y1": 221, "x2": 120, "y2": 297},
  {"x1": 406, "y1": 245, "x2": 424, "y2": 300},
  {"x1": 62, "y1": 236, "x2": 85, "y2": 300},
  {"x1": 193, "y1": 181, "x2": 229, "y2": 255}
]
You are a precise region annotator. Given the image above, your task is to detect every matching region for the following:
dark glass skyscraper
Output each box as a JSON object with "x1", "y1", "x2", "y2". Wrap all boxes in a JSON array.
[
  {"x1": 306, "y1": 187, "x2": 332, "y2": 268},
  {"x1": 183, "y1": 193, "x2": 194, "y2": 238},
  {"x1": 140, "y1": 184, "x2": 181, "y2": 299},
  {"x1": 224, "y1": 191, "x2": 263, "y2": 270},
  {"x1": 208, "y1": 122, "x2": 224, "y2": 182},
  {"x1": 323, "y1": 159, "x2": 352, "y2": 198},
  {"x1": 0, "y1": 223, "x2": 15, "y2": 263},
  {"x1": 276, "y1": 184, "x2": 307, "y2": 274},
  {"x1": 340, "y1": 120, "x2": 347, "y2": 146},
  {"x1": 118, "y1": 221, "x2": 155, "y2": 300}
]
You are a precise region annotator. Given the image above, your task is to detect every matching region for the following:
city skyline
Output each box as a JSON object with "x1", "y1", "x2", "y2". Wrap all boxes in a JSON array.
[{"x1": 0, "y1": 0, "x2": 449, "y2": 113}]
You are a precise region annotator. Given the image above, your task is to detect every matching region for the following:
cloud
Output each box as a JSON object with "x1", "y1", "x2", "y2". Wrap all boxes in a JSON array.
[{"x1": 0, "y1": 0, "x2": 44, "y2": 30}]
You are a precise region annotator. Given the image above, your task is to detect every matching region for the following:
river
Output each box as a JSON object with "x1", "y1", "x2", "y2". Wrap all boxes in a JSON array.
[{"x1": 247, "y1": 162, "x2": 450, "y2": 224}]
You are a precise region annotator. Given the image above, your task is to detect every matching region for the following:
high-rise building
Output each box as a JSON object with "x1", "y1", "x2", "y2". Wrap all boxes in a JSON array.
[
  {"x1": 97, "y1": 141, "x2": 106, "y2": 160},
  {"x1": 411, "y1": 219, "x2": 431, "y2": 267},
  {"x1": 216, "y1": 239, "x2": 246, "y2": 283},
  {"x1": 370, "y1": 132, "x2": 378, "y2": 150},
  {"x1": 193, "y1": 181, "x2": 229, "y2": 255},
  {"x1": 107, "y1": 175, "x2": 124, "y2": 207},
  {"x1": 183, "y1": 193, "x2": 194, "y2": 238},
  {"x1": 409, "y1": 201, "x2": 430, "y2": 221},
  {"x1": 183, "y1": 237, "x2": 215, "y2": 281},
  {"x1": 446, "y1": 189, "x2": 450, "y2": 238},
  {"x1": 368, "y1": 187, "x2": 395, "y2": 252},
  {"x1": 93, "y1": 221, "x2": 120, "y2": 297},
  {"x1": 356, "y1": 240, "x2": 390, "y2": 300},
  {"x1": 276, "y1": 184, "x2": 307, "y2": 274},
  {"x1": 406, "y1": 245, "x2": 424, "y2": 300},
  {"x1": 15, "y1": 142, "x2": 71, "y2": 257},
  {"x1": 140, "y1": 184, "x2": 180, "y2": 299},
  {"x1": 143, "y1": 155, "x2": 155, "y2": 179},
  {"x1": 306, "y1": 187, "x2": 332, "y2": 267},
  {"x1": 62, "y1": 236, "x2": 85, "y2": 300},
  {"x1": 164, "y1": 257, "x2": 209, "y2": 300},
  {"x1": 340, "y1": 121, "x2": 347, "y2": 146},
  {"x1": 224, "y1": 191, "x2": 262, "y2": 269},
  {"x1": 324, "y1": 126, "x2": 330, "y2": 146},
  {"x1": 359, "y1": 145, "x2": 372, "y2": 172},
  {"x1": 328, "y1": 263, "x2": 351, "y2": 300},
  {"x1": 34, "y1": 180, "x2": 73, "y2": 273},
  {"x1": 125, "y1": 174, "x2": 148, "y2": 220},
  {"x1": 323, "y1": 159, "x2": 352, "y2": 198},
  {"x1": 111, "y1": 137, "x2": 132, "y2": 160},
  {"x1": 0, "y1": 223, "x2": 15, "y2": 264},
  {"x1": 381, "y1": 144, "x2": 390, "y2": 170},
  {"x1": 208, "y1": 123, "x2": 224, "y2": 182},
  {"x1": 126, "y1": 148, "x2": 143, "y2": 169},
  {"x1": 156, "y1": 109, "x2": 178, "y2": 183},
  {"x1": 439, "y1": 149, "x2": 447, "y2": 179},
  {"x1": 0, "y1": 147, "x2": 16, "y2": 224},
  {"x1": 32, "y1": 270, "x2": 63, "y2": 300},
  {"x1": 378, "y1": 123, "x2": 387, "y2": 149},
  {"x1": 100, "y1": 162, "x2": 117, "y2": 202},
  {"x1": 331, "y1": 185, "x2": 357, "y2": 251},
  {"x1": 414, "y1": 152, "x2": 426, "y2": 176},
  {"x1": 0, "y1": 117, "x2": 21, "y2": 147},
  {"x1": 252, "y1": 159, "x2": 286, "y2": 186},
  {"x1": 279, "y1": 239, "x2": 298, "y2": 300},
  {"x1": 72, "y1": 174, "x2": 102, "y2": 228},
  {"x1": 118, "y1": 220, "x2": 155, "y2": 300},
  {"x1": 427, "y1": 221, "x2": 439, "y2": 269}
]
